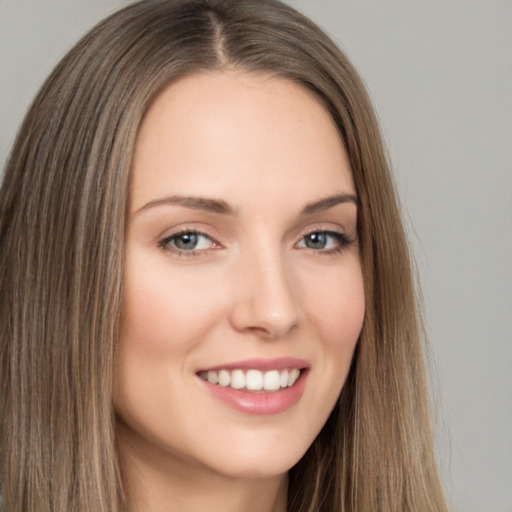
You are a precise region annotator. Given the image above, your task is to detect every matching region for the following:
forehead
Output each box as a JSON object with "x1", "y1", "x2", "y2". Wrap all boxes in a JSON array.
[{"x1": 131, "y1": 71, "x2": 354, "y2": 211}]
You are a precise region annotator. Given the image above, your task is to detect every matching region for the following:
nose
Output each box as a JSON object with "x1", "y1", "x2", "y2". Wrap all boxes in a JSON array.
[{"x1": 228, "y1": 247, "x2": 300, "y2": 341}]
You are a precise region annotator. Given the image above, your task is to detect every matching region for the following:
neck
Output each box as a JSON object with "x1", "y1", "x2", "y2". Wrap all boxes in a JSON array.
[{"x1": 129, "y1": 470, "x2": 288, "y2": 512}]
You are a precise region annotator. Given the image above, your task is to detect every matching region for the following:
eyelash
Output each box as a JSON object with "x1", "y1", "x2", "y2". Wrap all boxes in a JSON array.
[
  {"x1": 158, "y1": 229, "x2": 354, "y2": 258},
  {"x1": 298, "y1": 230, "x2": 354, "y2": 255},
  {"x1": 158, "y1": 229, "x2": 218, "y2": 258}
]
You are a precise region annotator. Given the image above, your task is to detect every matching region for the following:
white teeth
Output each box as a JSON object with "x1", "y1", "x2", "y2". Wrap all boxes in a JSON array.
[
  {"x1": 207, "y1": 371, "x2": 219, "y2": 384},
  {"x1": 246, "y1": 369, "x2": 263, "y2": 390},
  {"x1": 199, "y1": 368, "x2": 302, "y2": 391},
  {"x1": 279, "y1": 369, "x2": 289, "y2": 388},
  {"x1": 218, "y1": 370, "x2": 230, "y2": 387},
  {"x1": 230, "y1": 369, "x2": 245, "y2": 389},
  {"x1": 288, "y1": 368, "x2": 300, "y2": 387},
  {"x1": 263, "y1": 370, "x2": 281, "y2": 391}
]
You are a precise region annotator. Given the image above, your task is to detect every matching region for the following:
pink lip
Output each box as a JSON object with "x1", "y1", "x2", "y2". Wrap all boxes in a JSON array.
[
  {"x1": 196, "y1": 358, "x2": 310, "y2": 416},
  {"x1": 197, "y1": 357, "x2": 310, "y2": 373}
]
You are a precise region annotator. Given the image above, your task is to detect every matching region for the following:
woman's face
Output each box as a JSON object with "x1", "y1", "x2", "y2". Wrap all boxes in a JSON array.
[{"x1": 114, "y1": 71, "x2": 365, "y2": 481}]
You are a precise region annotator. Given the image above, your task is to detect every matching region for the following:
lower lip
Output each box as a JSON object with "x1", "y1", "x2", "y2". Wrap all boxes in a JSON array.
[{"x1": 198, "y1": 371, "x2": 308, "y2": 415}]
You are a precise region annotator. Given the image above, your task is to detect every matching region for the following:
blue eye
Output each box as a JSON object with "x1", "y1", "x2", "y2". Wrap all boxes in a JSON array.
[
  {"x1": 297, "y1": 231, "x2": 351, "y2": 252},
  {"x1": 159, "y1": 231, "x2": 215, "y2": 252}
]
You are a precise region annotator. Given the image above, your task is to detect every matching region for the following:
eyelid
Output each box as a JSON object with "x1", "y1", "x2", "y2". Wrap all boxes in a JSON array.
[
  {"x1": 295, "y1": 228, "x2": 355, "y2": 253},
  {"x1": 158, "y1": 227, "x2": 222, "y2": 257}
]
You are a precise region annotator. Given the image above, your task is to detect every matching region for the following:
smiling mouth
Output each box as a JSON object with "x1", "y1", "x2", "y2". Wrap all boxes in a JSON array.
[{"x1": 198, "y1": 368, "x2": 302, "y2": 392}]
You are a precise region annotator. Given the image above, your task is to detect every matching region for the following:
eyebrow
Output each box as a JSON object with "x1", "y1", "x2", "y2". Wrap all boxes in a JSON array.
[
  {"x1": 300, "y1": 193, "x2": 358, "y2": 215},
  {"x1": 136, "y1": 192, "x2": 357, "y2": 216},
  {"x1": 136, "y1": 195, "x2": 235, "y2": 215}
]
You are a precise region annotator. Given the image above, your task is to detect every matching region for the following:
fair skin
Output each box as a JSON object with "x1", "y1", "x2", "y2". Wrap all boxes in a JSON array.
[{"x1": 114, "y1": 71, "x2": 365, "y2": 512}]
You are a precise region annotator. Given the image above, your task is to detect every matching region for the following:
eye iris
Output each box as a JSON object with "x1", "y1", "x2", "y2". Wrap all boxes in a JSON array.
[
  {"x1": 305, "y1": 232, "x2": 327, "y2": 249},
  {"x1": 174, "y1": 233, "x2": 198, "y2": 250}
]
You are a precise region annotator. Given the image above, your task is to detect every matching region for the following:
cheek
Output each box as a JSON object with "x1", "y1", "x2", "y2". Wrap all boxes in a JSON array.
[
  {"x1": 288, "y1": 259, "x2": 364, "y2": 444},
  {"x1": 303, "y1": 257, "x2": 364, "y2": 406},
  {"x1": 303, "y1": 259, "x2": 365, "y2": 350},
  {"x1": 120, "y1": 255, "x2": 225, "y2": 354}
]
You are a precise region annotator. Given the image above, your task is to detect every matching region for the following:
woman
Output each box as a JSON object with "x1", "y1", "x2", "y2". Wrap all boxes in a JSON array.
[{"x1": 0, "y1": 0, "x2": 447, "y2": 511}]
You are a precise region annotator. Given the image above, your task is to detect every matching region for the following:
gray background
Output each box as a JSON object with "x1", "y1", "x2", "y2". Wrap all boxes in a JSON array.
[{"x1": 1, "y1": 1, "x2": 511, "y2": 510}]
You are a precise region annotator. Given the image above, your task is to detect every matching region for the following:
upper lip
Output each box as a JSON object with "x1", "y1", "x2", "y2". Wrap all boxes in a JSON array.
[{"x1": 197, "y1": 357, "x2": 310, "y2": 373}]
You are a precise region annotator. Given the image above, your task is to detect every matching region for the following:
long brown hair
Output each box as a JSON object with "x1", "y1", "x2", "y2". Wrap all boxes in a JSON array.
[{"x1": 0, "y1": 1, "x2": 447, "y2": 510}]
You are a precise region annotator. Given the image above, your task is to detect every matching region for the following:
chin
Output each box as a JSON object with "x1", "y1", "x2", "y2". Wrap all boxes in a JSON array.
[{"x1": 202, "y1": 438, "x2": 311, "y2": 480}]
